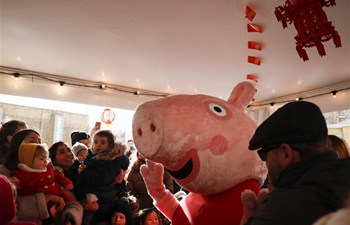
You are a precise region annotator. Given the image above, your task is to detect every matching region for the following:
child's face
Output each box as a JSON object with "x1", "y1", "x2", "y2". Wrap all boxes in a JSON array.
[
  {"x1": 77, "y1": 149, "x2": 88, "y2": 162},
  {"x1": 111, "y1": 212, "x2": 126, "y2": 225},
  {"x1": 114, "y1": 169, "x2": 127, "y2": 184},
  {"x1": 144, "y1": 211, "x2": 159, "y2": 225},
  {"x1": 93, "y1": 135, "x2": 109, "y2": 152},
  {"x1": 32, "y1": 149, "x2": 48, "y2": 170}
]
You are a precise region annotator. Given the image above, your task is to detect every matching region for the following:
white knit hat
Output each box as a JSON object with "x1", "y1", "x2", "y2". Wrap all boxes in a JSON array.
[{"x1": 71, "y1": 142, "x2": 88, "y2": 156}]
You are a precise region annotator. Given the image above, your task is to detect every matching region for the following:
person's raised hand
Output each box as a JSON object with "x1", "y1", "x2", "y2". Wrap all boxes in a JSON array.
[{"x1": 140, "y1": 159, "x2": 167, "y2": 202}]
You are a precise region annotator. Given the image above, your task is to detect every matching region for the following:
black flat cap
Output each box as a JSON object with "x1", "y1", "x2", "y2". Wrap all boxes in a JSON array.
[
  {"x1": 71, "y1": 130, "x2": 90, "y2": 146},
  {"x1": 249, "y1": 101, "x2": 327, "y2": 151}
]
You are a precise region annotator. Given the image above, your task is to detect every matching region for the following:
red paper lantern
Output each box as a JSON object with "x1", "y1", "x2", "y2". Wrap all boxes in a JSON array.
[
  {"x1": 100, "y1": 108, "x2": 115, "y2": 126},
  {"x1": 275, "y1": 0, "x2": 341, "y2": 61}
]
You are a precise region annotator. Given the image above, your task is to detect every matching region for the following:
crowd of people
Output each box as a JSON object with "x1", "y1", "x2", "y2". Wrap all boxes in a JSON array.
[
  {"x1": 0, "y1": 101, "x2": 350, "y2": 225},
  {"x1": 0, "y1": 120, "x2": 174, "y2": 225}
]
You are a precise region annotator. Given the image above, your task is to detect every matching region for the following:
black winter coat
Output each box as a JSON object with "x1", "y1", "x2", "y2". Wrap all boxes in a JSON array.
[
  {"x1": 75, "y1": 147, "x2": 126, "y2": 205},
  {"x1": 246, "y1": 151, "x2": 350, "y2": 225}
]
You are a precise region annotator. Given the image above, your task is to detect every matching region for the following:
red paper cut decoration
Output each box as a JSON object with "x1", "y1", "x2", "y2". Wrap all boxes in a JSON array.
[
  {"x1": 245, "y1": 5, "x2": 257, "y2": 21},
  {"x1": 247, "y1": 74, "x2": 259, "y2": 83},
  {"x1": 248, "y1": 41, "x2": 262, "y2": 50},
  {"x1": 275, "y1": 0, "x2": 341, "y2": 61},
  {"x1": 247, "y1": 24, "x2": 262, "y2": 33},
  {"x1": 100, "y1": 108, "x2": 115, "y2": 126},
  {"x1": 248, "y1": 56, "x2": 261, "y2": 66}
]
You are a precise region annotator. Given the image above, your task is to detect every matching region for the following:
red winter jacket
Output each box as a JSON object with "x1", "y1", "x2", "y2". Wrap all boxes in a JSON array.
[{"x1": 0, "y1": 174, "x2": 35, "y2": 225}]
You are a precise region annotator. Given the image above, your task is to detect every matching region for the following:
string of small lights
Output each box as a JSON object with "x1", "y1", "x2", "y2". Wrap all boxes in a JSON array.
[
  {"x1": 1, "y1": 66, "x2": 349, "y2": 106},
  {"x1": 248, "y1": 81, "x2": 350, "y2": 109},
  {"x1": 0, "y1": 66, "x2": 170, "y2": 98}
]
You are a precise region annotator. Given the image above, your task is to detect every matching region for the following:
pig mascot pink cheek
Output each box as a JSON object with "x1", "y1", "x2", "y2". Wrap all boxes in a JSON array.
[{"x1": 132, "y1": 81, "x2": 267, "y2": 225}]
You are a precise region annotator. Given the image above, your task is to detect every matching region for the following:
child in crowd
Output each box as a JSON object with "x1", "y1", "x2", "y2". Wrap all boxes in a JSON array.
[
  {"x1": 10, "y1": 143, "x2": 74, "y2": 212},
  {"x1": 72, "y1": 142, "x2": 89, "y2": 163},
  {"x1": 135, "y1": 208, "x2": 159, "y2": 225},
  {"x1": 109, "y1": 202, "x2": 132, "y2": 225},
  {"x1": 75, "y1": 130, "x2": 129, "y2": 224},
  {"x1": 70, "y1": 130, "x2": 93, "y2": 157},
  {"x1": 72, "y1": 142, "x2": 99, "y2": 212}
]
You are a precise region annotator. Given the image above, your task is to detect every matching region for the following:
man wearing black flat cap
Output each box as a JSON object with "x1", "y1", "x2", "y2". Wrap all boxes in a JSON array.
[{"x1": 243, "y1": 101, "x2": 350, "y2": 225}]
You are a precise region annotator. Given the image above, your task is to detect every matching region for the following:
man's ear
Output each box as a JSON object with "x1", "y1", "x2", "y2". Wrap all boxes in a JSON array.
[{"x1": 278, "y1": 144, "x2": 295, "y2": 167}]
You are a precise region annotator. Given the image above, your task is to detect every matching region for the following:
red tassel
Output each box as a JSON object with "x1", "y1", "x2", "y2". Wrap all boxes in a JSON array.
[
  {"x1": 296, "y1": 45, "x2": 309, "y2": 62},
  {"x1": 315, "y1": 39, "x2": 326, "y2": 56},
  {"x1": 329, "y1": 0, "x2": 336, "y2": 6},
  {"x1": 332, "y1": 30, "x2": 342, "y2": 48},
  {"x1": 282, "y1": 20, "x2": 287, "y2": 29},
  {"x1": 274, "y1": 7, "x2": 288, "y2": 29}
]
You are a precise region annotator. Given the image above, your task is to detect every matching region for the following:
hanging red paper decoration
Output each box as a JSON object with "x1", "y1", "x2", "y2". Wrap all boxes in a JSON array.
[
  {"x1": 245, "y1": 5, "x2": 257, "y2": 21},
  {"x1": 247, "y1": 24, "x2": 262, "y2": 33},
  {"x1": 248, "y1": 41, "x2": 262, "y2": 51},
  {"x1": 275, "y1": 0, "x2": 341, "y2": 61},
  {"x1": 247, "y1": 74, "x2": 259, "y2": 83},
  {"x1": 248, "y1": 56, "x2": 261, "y2": 66},
  {"x1": 100, "y1": 108, "x2": 115, "y2": 126}
]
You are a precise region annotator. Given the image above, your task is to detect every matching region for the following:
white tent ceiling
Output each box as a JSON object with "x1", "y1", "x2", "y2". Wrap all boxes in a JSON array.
[{"x1": 0, "y1": 0, "x2": 349, "y2": 112}]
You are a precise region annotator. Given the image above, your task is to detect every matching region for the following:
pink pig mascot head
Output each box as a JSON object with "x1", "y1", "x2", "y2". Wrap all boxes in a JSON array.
[{"x1": 132, "y1": 81, "x2": 267, "y2": 225}]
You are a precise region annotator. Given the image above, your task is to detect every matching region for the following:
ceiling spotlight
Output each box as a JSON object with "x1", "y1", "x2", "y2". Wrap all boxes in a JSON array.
[
  {"x1": 332, "y1": 90, "x2": 337, "y2": 98},
  {"x1": 13, "y1": 73, "x2": 20, "y2": 80},
  {"x1": 59, "y1": 81, "x2": 65, "y2": 88},
  {"x1": 134, "y1": 90, "x2": 141, "y2": 95},
  {"x1": 270, "y1": 102, "x2": 274, "y2": 109},
  {"x1": 296, "y1": 97, "x2": 303, "y2": 101},
  {"x1": 99, "y1": 84, "x2": 106, "y2": 89}
]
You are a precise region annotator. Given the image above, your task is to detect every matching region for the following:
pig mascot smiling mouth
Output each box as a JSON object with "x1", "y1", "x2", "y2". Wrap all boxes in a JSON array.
[{"x1": 132, "y1": 81, "x2": 267, "y2": 225}]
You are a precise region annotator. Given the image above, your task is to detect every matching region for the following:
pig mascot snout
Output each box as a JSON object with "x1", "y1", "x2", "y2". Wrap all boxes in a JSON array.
[{"x1": 132, "y1": 81, "x2": 267, "y2": 225}]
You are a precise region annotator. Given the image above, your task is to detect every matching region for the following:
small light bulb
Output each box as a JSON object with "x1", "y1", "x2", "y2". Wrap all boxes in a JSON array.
[{"x1": 332, "y1": 91, "x2": 337, "y2": 98}]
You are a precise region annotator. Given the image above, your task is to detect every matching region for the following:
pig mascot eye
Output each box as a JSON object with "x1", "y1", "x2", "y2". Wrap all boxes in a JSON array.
[{"x1": 208, "y1": 103, "x2": 227, "y2": 116}]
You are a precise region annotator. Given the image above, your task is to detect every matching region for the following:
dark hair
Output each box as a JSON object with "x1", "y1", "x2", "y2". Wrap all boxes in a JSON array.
[
  {"x1": 1, "y1": 129, "x2": 40, "y2": 171},
  {"x1": 135, "y1": 208, "x2": 159, "y2": 225},
  {"x1": 93, "y1": 130, "x2": 115, "y2": 150},
  {"x1": 328, "y1": 135, "x2": 350, "y2": 158},
  {"x1": 48, "y1": 141, "x2": 65, "y2": 164},
  {"x1": 0, "y1": 120, "x2": 27, "y2": 148}
]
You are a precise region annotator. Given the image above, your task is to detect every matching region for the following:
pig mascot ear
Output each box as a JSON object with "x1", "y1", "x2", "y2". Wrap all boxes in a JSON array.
[{"x1": 228, "y1": 81, "x2": 255, "y2": 110}]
